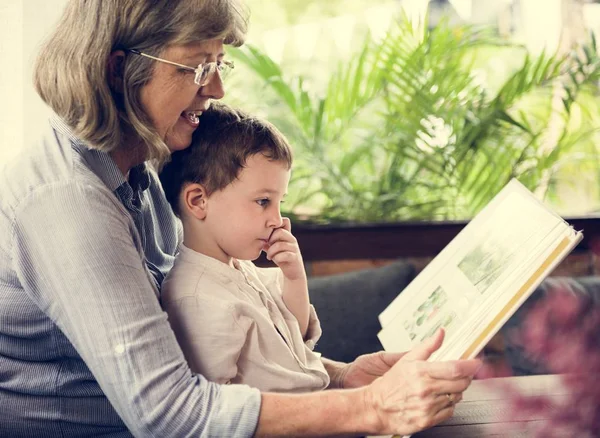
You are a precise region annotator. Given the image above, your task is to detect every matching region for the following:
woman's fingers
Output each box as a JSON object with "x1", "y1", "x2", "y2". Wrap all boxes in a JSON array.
[
  {"x1": 433, "y1": 391, "x2": 463, "y2": 408},
  {"x1": 365, "y1": 361, "x2": 473, "y2": 435},
  {"x1": 416, "y1": 392, "x2": 461, "y2": 429},
  {"x1": 447, "y1": 392, "x2": 463, "y2": 404},
  {"x1": 428, "y1": 377, "x2": 472, "y2": 396},
  {"x1": 429, "y1": 402, "x2": 457, "y2": 426},
  {"x1": 425, "y1": 359, "x2": 482, "y2": 380},
  {"x1": 401, "y1": 390, "x2": 460, "y2": 432},
  {"x1": 402, "y1": 328, "x2": 445, "y2": 361},
  {"x1": 362, "y1": 329, "x2": 482, "y2": 435}
]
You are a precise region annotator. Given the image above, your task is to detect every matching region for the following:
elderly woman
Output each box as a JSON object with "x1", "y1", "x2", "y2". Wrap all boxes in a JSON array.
[{"x1": 0, "y1": 0, "x2": 480, "y2": 436}]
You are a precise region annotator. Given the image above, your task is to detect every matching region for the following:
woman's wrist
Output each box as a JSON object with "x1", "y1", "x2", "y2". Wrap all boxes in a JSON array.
[
  {"x1": 360, "y1": 385, "x2": 385, "y2": 435},
  {"x1": 322, "y1": 387, "x2": 383, "y2": 436},
  {"x1": 339, "y1": 386, "x2": 383, "y2": 435},
  {"x1": 321, "y1": 361, "x2": 385, "y2": 434},
  {"x1": 257, "y1": 387, "x2": 381, "y2": 437}
]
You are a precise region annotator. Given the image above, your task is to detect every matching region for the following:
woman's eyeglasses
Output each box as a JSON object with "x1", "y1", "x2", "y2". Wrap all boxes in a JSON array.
[{"x1": 127, "y1": 49, "x2": 234, "y2": 86}]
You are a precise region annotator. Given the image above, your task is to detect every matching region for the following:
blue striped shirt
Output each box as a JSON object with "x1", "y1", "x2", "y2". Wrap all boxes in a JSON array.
[{"x1": 0, "y1": 117, "x2": 261, "y2": 437}]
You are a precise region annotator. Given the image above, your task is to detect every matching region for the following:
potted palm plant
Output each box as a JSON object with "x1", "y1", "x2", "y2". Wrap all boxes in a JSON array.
[{"x1": 228, "y1": 16, "x2": 600, "y2": 222}]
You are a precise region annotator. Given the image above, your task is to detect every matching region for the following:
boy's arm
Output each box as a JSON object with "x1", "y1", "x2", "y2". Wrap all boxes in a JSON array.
[
  {"x1": 264, "y1": 217, "x2": 310, "y2": 337},
  {"x1": 281, "y1": 275, "x2": 310, "y2": 337}
]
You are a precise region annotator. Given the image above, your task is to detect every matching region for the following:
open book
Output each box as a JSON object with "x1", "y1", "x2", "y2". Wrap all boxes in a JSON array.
[
  {"x1": 375, "y1": 179, "x2": 582, "y2": 438},
  {"x1": 378, "y1": 178, "x2": 582, "y2": 364}
]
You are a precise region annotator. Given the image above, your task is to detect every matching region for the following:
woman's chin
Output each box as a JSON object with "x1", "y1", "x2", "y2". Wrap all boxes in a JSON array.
[
  {"x1": 165, "y1": 131, "x2": 194, "y2": 153},
  {"x1": 166, "y1": 139, "x2": 192, "y2": 153}
]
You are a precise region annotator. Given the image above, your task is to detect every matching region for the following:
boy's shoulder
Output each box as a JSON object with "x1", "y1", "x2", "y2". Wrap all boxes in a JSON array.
[{"x1": 162, "y1": 248, "x2": 242, "y2": 301}]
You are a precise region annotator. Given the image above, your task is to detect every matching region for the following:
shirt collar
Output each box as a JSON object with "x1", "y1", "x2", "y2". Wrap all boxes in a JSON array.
[{"x1": 178, "y1": 244, "x2": 247, "y2": 284}]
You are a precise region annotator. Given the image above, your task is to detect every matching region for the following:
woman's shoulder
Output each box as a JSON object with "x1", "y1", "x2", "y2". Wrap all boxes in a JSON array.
[{"x1": 1, "y1": 121, "x2": 124, "y2": 224}]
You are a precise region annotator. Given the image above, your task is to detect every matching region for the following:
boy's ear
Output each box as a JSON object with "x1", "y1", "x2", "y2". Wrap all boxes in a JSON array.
[
  {"x1": 181, "y1": 183, "x2": 209, "y2": 220},
  {"x1": 107, "y1": 50, "x2": 126, "y2": 93}
]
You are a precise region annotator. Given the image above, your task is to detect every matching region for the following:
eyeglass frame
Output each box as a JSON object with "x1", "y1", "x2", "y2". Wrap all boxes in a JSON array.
[{"x1": 126, "y1": 48, "x2": 234, "y2": 86}]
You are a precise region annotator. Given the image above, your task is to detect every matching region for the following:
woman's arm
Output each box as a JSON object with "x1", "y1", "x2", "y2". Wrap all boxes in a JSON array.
[
  {"x1": 13, "y1": 182, "x2": 260, "y2": 437},
  {"x1": 257, "y1": 330, "x2": 482, "y2": 437},
  {"x1": 13, "y1": 183, "x2": 481, "y2": 437},
  {"x1": 258, "y1": 388, "x2": 375, "y2": 437}
]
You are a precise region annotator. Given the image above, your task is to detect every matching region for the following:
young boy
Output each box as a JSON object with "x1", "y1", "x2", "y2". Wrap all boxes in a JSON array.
[{"x1": 159, "y1": 104, "x2": 330, "y2": 393}]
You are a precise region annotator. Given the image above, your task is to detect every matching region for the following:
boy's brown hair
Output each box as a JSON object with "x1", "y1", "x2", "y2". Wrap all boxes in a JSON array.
[{"x1": 159, "y1": 103, "x2": 293, "y2": 216}]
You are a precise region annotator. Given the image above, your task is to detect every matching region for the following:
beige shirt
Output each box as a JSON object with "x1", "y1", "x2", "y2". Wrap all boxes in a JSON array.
[{"x1": 161, "y1": 245, "x2": 330, "y2": 393}]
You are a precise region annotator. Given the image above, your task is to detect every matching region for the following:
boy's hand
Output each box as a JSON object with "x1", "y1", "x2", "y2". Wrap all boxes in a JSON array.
[{"x1": 264, "y1": 218, "x2": 306, "y2": 281}]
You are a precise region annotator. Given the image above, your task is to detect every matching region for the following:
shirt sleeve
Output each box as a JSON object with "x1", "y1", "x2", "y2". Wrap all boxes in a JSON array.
[
  {"x1": 163, "y1": 292, "x2": 251, "y2": 385},
  {"x1": 11, "y1": 182, "x2": 261, "y2": 437},
  {"x1": 303, "y1": 305, "x2": 323, "y2": 350},
  {"x1": 254, "y1": 265, "x2": 323, "y2": 349}
]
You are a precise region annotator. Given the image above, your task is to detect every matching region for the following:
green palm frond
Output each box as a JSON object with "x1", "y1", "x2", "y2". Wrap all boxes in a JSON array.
[{"x1": 229, "y1": 18, "x2": 600, "y2": 222}]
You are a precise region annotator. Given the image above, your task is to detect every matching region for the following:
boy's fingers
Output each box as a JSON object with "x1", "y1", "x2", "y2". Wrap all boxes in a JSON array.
[
  {"x1": 268, "y1": 228, "x2": 295, "y2": 245},
  {"x1": 266, "y1": 243, "x2": 298, "y2": 261},
  {"x1": 271, "y1": 251, "x2": 296, "y2": 265},
  {"x1": 281, "y1": 217, "x2": 291, "y2": 232}
]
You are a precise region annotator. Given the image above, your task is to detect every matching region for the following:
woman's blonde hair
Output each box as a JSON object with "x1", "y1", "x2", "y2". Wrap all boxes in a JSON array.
[{"x1": 34, "y1": 0, "x2": 248, "y2": 164}]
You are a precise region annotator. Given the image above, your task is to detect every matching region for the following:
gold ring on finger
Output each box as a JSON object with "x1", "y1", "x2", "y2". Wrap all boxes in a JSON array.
[{"x1": 445, "y1": 393, "x2": 455, "y2": 404}]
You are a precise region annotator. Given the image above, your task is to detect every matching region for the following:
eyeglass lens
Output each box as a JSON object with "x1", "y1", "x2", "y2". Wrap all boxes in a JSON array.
[{"x1": 194, "y1": 63, "x2": 233, "y2": 86}]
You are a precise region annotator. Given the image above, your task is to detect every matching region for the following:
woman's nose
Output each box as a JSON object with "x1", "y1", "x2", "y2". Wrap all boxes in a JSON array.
[{"x1": 199, "y1": 71, "x2": 225, "y2": 100}]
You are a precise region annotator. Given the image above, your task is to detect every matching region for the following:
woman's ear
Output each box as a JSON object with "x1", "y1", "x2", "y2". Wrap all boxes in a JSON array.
[
  {"x1": 107, "y1": 50, "x2": 126, "y2": 93},
  {"x1": 181, "y1": 183, "x2": 209, "y2": 220}
]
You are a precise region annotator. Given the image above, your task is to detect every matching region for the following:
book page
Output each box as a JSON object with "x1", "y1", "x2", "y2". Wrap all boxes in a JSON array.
[
  {"x1": 380, "y1": 180, "x2": 564, "y2": 327},
  {"x1": 378, "y1": 179, "x2": 582, "y2": 359}
]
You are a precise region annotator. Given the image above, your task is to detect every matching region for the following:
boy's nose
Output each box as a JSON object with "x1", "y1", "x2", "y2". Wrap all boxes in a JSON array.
[{"x1": 267, "y1": 210, "x2": 283, "y2": 228}]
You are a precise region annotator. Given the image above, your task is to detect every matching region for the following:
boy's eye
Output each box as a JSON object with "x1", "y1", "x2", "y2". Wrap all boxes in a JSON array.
[{"x1": 256, "y1": 198, "x2": 270, "y2": 207}]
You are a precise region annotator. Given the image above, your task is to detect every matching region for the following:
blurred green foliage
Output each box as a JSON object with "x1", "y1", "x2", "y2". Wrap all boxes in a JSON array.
[{"x1": 225, "y1": 15, "x2": 600, "y2": 223}]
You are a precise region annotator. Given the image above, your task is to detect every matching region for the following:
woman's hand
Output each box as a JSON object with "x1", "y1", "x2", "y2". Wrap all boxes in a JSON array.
[
  {"x1": 327, "y1": 351, "x2": 407, "y2": 389},
  {"x1": 363, "y1": 329, "x2": 481, "y2": 435}
]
